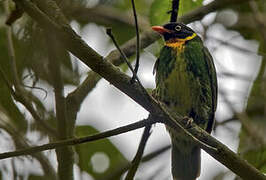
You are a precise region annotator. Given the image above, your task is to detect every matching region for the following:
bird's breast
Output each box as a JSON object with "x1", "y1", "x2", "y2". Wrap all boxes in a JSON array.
[{"x1": 156, "y1": 50, "x2": 199, "y2": 115}]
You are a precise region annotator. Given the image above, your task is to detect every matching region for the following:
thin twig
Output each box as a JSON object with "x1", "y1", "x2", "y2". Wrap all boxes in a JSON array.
[
  {"x1": 3, "y1": 1, "x2": 57, "y2": 137},
  {"x1": 219, "y1": 90, "x2": 266, "y2": 145},
  {"x1": 0, "y1": 66, "x2": 58, "y2": 138},
  {"x1": 103, "y1": 144, "x2": 171, "y2": 180},
  {"x1": 170, "y1": 0, "x2": 180, "y2": 22},
  {"x1": 0, "y1": 121, "x2": 57, "y2": 179},
  {"x1": 69, "y1": 4, "x2": 150, "y2": 30},
  {"x1": 125, "y1": 125, "x2": 152, "y2": 180},
  {"x1": 23, "y1": 84, "x2": 48, "y2": 99},
  {"x1": 249, "y1": 0, "x2": 266, "y2": 41},
  {"x1": 142, "y1": 145, "x2": 171, "y2": 162},
  {"x1": 106, "y1": 28, "x2": 146, "y2": 93},
  {"x1": 208, "y1": 35, "x2": 266, "y2": 57},
  {"x1": 106, "y1": 28, "x2": 136, "y2": 79},
  {"x1": 106, "y1": 29, "x2": 155, "y2": 123},
  {"x1": 0, "y1": 118, "x2": 156, "y2": 160},
  {"x1": 130, "y1": 0, "x2": 140, "y2": 78},
  {"x1": 4, "y1": 1, "x2": 20, "y2": 88},
  {"x1": 214, "y1": 117, "x2": 238, "y2": 129}
]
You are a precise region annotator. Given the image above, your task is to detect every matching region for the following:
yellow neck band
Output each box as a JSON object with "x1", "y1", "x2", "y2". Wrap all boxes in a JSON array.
[{"x1": 165, "y1": 33, "x2": 197, "y2": 51}]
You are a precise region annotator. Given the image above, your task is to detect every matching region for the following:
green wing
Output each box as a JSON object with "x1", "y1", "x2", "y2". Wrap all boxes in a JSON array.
[
  {"x1": 183, "y1": 40, "x2": 217, "y2": 133},
  {"x1": 203, "y1": 47, "x2": 217, "y2": 133}
]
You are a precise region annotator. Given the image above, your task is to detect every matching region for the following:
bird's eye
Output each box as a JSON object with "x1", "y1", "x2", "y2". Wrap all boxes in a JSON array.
[{"x1": 175, "y1": 25, "x2": 182, "y2": 31}]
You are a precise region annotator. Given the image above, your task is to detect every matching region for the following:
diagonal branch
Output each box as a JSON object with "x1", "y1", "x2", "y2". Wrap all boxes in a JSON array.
[
  {"x1": 130, "y1": 0, "x2": 140, "y2": 75},
  {"x1": 65, "y1": 29, "x2": 159, "y2": 115},
  {"x1": 219, "y1": 90, "x2": 266, "y2": 145},
  {"x1": 11, "y1": 0, "x2": 266, "y2": 179},
  {"x1": 65, "y1": 0, "x2": 246, "y2": 118},
  {"x1": 67, "y1": 5, "x2": 150, "y2": 30}
]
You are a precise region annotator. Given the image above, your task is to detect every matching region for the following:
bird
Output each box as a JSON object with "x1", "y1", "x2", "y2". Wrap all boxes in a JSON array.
[{"x1": 152, "y1": 22, "x2": 217, "y2": 180}]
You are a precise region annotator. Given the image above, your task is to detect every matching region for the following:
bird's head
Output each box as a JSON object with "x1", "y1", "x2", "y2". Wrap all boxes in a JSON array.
[{"x1": 152, "y1": 22, "x2": 196, "y2": 42}]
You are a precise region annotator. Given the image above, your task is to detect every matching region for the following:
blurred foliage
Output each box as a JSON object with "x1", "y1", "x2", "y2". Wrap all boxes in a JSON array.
[
  {"x1": 150, "y1": 0, "x2": 203, "y2": 25},
  {"x1": 0, "y1": 0, "x2": 266, "y2": 179},
  {"x1": 75, "y1": 125, "x2": 128, "y2": 179},
  {"x1": 0, "y1": 27, "x2": 27, "y2": 131},
  {"x1": 230, "y1": 0, "x2": 266, "y2": 174},
  {"x1": 28, "y1": 175, "x2": 47, "y2": 180},
  {"x1": 14, "y1": 20, "x2": 79, "y2": 86},
  {"x1": 150, "y1": 0, "x2": 171, "y2": 26}
]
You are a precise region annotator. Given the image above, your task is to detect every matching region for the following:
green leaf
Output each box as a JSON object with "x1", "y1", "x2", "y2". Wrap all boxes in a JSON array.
[
  {"x1": 150, "y1": 0, "x2": 171, "y2": 25},
  {"x1": 179, "y1": 0, "x2": 203, "y2": 17},
  {"x1": 74, "y1": 125, "x2": 128, "y2": 179},
  {"x1": 150, "y1": 0, "x2": 203, "y2": 25},
  {"x1": 13, "y1": 20, "x2": 79, "y2": 86}
]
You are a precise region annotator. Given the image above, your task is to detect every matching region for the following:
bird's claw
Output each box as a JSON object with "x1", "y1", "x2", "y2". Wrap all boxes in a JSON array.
[
  {"x1": 182, "y1": 116, "x2": 193, "y2": 128},
  {"x1": 130, "y1": 75, "x2": 137, "y2": 84}
]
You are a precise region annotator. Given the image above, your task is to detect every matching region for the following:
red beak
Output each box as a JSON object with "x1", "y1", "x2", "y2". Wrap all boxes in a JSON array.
[{"x1": 151, "y1": 26, "x2": 171, "y2": 34}]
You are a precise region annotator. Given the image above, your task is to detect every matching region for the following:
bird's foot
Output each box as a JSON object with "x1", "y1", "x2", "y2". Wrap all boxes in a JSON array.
[
  {"x1": 130, "y1": 75, "x2": 137, "y2": 84},
  {"x1": 182, "y1": 116, "x2": 193, "y2": 128}
]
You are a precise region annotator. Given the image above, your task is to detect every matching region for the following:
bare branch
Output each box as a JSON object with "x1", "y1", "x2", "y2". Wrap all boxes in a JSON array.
[
  {"x1": 106, "y1": 28, "x2": 147, "y2": 96},
  {"x1": 214, "y1": 116, "x2": 238, "y2": 129},
  {"x1": 219, "y1": 90, "x2": 266, "y2": 145},
  {"x1": 66, "y1": 71, "x2": 100, "y2": 111},
  {"x1": 0, "y1": 121, "x2": 57, "y2": 180},
  {"x1": 68, "y1": 5, "x2": 150, "y2": 30},
  {"x1": 106, "y1": 29, "x2": 138, "y2": 82},
  {"x1": 125, "y1": 125, "x2": 151, "y2": 180},
  {"x1": 130, "y1": 0, "x2": 140, "y2": 76},
  {"x1": 0, "y1": 118, "x2": 155, "y2": 160},
  {"x1": 170, "y1": 0, "x2": 180, "y2": 22},
  {"x1": 46, "y1": 33, "x2": 74, "y2": 180},
  {"x1": 103, "y1": 144, "x2": 171, "y2": 180},
  {"x1": 208, "y1": 35, "x2": 266, "y2": 57}
]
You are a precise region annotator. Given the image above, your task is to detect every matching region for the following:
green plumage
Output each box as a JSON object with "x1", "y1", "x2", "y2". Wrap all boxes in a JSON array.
[{"x1": 153, "y1": 23, "x2": 217, "y2": 180}]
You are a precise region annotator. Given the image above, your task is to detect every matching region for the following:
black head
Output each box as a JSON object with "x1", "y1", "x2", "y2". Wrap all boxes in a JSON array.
[{"x1": 152, "y1": 22, "x2": 195, "y2": 41}]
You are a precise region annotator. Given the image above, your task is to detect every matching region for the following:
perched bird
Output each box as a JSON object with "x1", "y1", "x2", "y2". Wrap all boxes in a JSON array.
[{"x1": 152, "y1": 23, "x2": 217, "y2": 180}]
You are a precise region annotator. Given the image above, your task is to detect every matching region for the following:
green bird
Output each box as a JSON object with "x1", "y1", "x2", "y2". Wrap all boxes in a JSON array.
[{"x1": 152, "y1": 23, "x2": 217, "y2": 180}]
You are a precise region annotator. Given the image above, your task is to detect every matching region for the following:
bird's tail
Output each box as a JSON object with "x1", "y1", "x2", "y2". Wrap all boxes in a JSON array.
[{"x1": 171, "y1": 143, "x2": 201, "y2": 180}]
